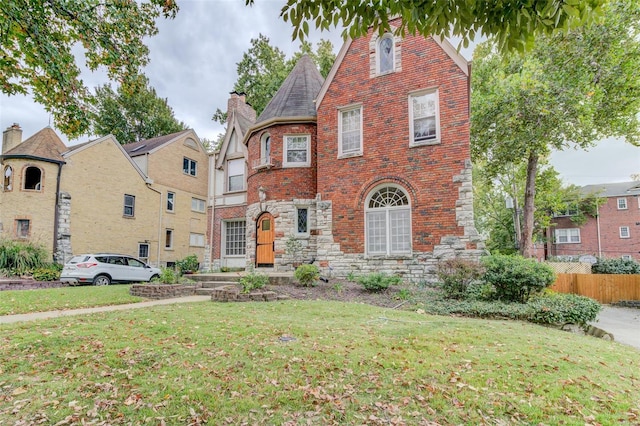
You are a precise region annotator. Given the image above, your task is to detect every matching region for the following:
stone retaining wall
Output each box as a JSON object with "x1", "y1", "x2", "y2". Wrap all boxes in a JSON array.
[
  {"x1": 0, "y1": 279, "x2": 67, "y2": 291},
  {"x1": 211, "y1": 285, "x2": 289, "y2": 302},
  {"x1": 129, "y1": 284, "x2": 199, "y2": 299}
]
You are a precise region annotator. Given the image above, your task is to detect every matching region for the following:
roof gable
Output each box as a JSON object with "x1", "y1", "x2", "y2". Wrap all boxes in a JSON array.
[
  {"x1": 123, "y1": 129, "x2": 200, "y2": 157},
  {"x1": 216, "y1": 115, "x2": 250, "y2": 169},
  {"x1": 2, "y1": 127, "x2": 67, "y2": 163}
]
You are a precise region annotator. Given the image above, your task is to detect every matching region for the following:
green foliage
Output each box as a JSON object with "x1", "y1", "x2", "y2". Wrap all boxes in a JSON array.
[
  {"x1": 175, "y1": 254, "x2": 199, "y2": 274},
  {"x1": 465, "y1": 281, "x2": 497, "y2": 301},
  {"x1": 396, "y1": 288, "x2": 412, "y2": 301},
  {"x1": 481, "y1": 255, "x2": 555, "y2": 303},
  {"x1": 592, "y1": 258, "x2": 640, "y2": 275},
  {"x1": 31, "y1": 264, "x2": 62, "y2": 281},
  {"x1": 0, "y1": 239, "x2": 49, "y2": 276},
  {"x1": 271, "y1": 0, "x2": 603, "y2": 52},
  {"x1": 356, "y1": 273, "x2": 402, "y2": 293},
  {"x1": 155, "y1": 267, "x2": 179, "y2": 284},
  {"x1": 1, "y1": 0, "x2": 178, "y2": 138},
  {"x1": 239, "y1": 270, "x2": 269, "y2": 293},
  {"x1": 92, "y1": 74, "x2": 187, "y2": 143},
  {"x1": 435, "y1": 258, "x2": 484, "y2": 299},
  {"x1": 527, "y1": 293, "x2": 601, "y2": 329},
  {"x1": 294, "y1": 264, "x2": 320, "y2": 287}
]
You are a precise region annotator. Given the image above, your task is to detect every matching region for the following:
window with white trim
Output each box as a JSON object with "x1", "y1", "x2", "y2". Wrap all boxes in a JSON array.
[
  {"x1": 260, "y1": 133, "x2": 271, "y2": 166},
  {"x1": 123, "y1": 194, "x2": 135, "y2": 217},
  {"x1": 338, "y1": 106, "x2": 363, "y2": 157},
  {"x1": 365, "y1": 186, "x2": 411, "y2": 255},
  {"x1": 620, "y1": 226, "x2": 630, "y2": 238},
  {"x1": 138, "y1": 243, "x2": 149, "y2": 260},
  {"x1": 296, "y1": 207, "x2": 309, "y2": 235},
  {"x1": 410, "y1": 90, "x2": 440, "y2": 146},
  {"x1": 618, "y1": 198, "x2": 627, "y2": 209},
  {"x1": 225, "y1": 220, "x2": 246, "y2": 256},
  {"x1": 283, "y1": 135, "x2": 310, "y2": 167},
  {"x1": 227, "y1": 158, "x2": 244, "y2": 192},
  {"x1": 554, "y1": 228, "x2": 580, "y2": 244},
  {"x1": 622, "y1": 255, "x2": 632, "y2": 260},
  {"x1": 189, "y1": 233, "x2": 205, "y2": 247},
  {"x1": 183, "y1": 157, "x2": 197, "y2": 176},
  {"x1": 378, "y1": 34, "x2": 394, "y2": 74},
  {"x1": 166, "y1": 192, "x2": 175, "y2": 212},
  {"x1": 3, "y1": 166, "x2": 13, "y2": 191},
  {"x1": 165, "y1": 229, "x2": 173, "y2": 249},
  {"x1": 191, "y1": 197, "x2": 206, "y2": 213},
  {"x1": 16, "y1": 219, "x2": 30, "y2": 238}
]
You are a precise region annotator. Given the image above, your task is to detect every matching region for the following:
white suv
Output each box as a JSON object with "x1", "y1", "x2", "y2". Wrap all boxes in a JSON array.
[{"x1": 60, "y1": 254, "x2": 161, "y2": 286}]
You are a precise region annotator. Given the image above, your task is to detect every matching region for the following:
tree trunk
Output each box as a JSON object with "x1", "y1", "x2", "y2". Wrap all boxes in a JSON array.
[{"x1": 520, "y1": 151, "x2": 539, "y2": 258}]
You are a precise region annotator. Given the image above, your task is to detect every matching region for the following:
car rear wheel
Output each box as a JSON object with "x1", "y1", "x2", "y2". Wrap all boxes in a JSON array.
[
  {"x1": 149, "y1": 274, "x2": 160, "y2": 282},
  {"x1": 93, "y1": 274, "x2": 111, "y2": 286}
]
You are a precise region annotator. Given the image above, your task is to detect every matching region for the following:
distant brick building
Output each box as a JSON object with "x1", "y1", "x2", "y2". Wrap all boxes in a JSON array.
[
  {"x1": 549, "y1": 182, "x2": 640, "y2": 261},
  {"x1": 209, "y1": 20, "x2": 484, "y2": 280}
]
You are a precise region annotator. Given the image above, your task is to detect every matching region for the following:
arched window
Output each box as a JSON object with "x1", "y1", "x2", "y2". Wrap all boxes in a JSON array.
[
  {"x1": 365, "y1": 185, "x2": 411, "y2": 255},
  {"x1": 260, "y1": 133, "x2": 271, "y2": 165},
  {"x1": 3, "y1": 166, "x2": 12, "y2": 191},
  {"x1": 378, "y1": 34, "x2": 394, "y2": 74},
  {"x1": 24, "y1": 166, "x2": 42, "y2": 190}
]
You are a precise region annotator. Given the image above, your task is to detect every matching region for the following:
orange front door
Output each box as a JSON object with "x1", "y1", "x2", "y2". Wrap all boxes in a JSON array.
[{"x1": 256, "y1": 213, "x2": 275, "y2": 267}]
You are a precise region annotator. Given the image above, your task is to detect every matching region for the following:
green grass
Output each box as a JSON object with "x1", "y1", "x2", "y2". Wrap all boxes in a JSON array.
[
  {"x1": 1, "y1": 300, "x2": 638, "y2": 424},
  {"x1": 0, "y1": 285, "x2": 143, "y2": 315}
]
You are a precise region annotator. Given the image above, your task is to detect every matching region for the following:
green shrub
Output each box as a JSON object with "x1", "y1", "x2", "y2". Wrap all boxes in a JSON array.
[
  {"x1": 418, "y1": 290, "x2": 531, "y2": 320},
  {"x1": 591, "y1": 257, "x2": 640, "y2": 274},
  {"x1": 31, "y1": 263, "x2": 62, "y2": 281},
  {"x1": 465, "y1": 281, "x2": 497, "y2": 301},
  {"x1": 435, "y1": 258, "x2": 484, "y2": 299},
  {"x1": 527, "y1": 293, "x2": 601, "y2": 329},
  {"x1": 356, "y1": 272, "x2": 402, "y2": 292},
  {"x1": 0, "y1": 239, "x2": 49, "y2": 276},
  {"x1": 175, "y1": 254, "x2": 199, "y2": 274},
  {"x1": 294, "y1": 264, "x2": 320, "y2": 287},
  {"x1": 239, "y1": 270, "x2": 269, "y2": 293},
  {"x1": 481, "y1": 254, "x2": 555, "y2": 303},
  {"x1": 155, "y1": 267, "x2": 179, "y2": 284}
]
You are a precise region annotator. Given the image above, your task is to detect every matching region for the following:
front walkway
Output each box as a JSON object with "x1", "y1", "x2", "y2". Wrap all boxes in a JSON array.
[{"x1": 592, "y1": 305, "x2": 640, "y2": 350}]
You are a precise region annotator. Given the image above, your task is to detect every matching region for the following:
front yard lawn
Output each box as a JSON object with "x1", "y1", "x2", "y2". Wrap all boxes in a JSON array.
[{"x1": 1, "y1": 300, "x2": 638, "y2": 424}]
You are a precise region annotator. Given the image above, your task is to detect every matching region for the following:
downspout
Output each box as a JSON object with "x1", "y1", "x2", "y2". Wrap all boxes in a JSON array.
[
  {"x1": 208, "y1": 153, "x2": 217, "y2": 269},
  {"x1": 53, "y1": 162, "x2": 64, "y2": 263},
  {"x1": 595, "y1": 204, "x2": 602, "y2": 258},
  {"x1": 146, "y1": 183, "x2": 163, "y2": 267}
]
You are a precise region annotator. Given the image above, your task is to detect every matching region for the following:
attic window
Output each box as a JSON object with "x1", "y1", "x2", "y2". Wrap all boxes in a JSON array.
[
  {"x1": 378, "y1": 34, "x2": 394, "y2": 74},
  {"x1": 184, "y1": 138, "x2": 199, "y2": 150},
  {"x1": 24, "y1": 166, "x2": 42, "y2": 191}
]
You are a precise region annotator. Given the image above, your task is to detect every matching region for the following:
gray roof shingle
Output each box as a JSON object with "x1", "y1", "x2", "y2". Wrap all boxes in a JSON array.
[{"x1": 581, "y1": 181, "x2": 640, "y2": 197}]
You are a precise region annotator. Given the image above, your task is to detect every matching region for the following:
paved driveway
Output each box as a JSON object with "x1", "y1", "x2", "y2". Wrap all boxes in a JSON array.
[{"x1": 592, "y1": 306, "x2": 640, "y2": 350}]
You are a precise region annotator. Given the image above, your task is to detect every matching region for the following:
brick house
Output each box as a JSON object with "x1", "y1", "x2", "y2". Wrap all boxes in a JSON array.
[
  {"x1": 549, "y1": 181, "x2": 640, "y2": 261},
  {"x1": 209, "y1": 22, "x2": 484, "y2": 280},
  {"x1": 0, "y1": 124, "x2": 209, "y2": 267}
]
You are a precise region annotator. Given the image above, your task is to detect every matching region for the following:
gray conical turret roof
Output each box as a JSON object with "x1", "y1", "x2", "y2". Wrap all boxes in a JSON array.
[{"x1": 256, "y1": 55, "x2": 324, "y2": 124}]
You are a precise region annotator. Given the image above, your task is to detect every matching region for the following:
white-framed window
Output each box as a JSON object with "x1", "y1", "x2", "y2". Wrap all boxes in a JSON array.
[
  {"x1": 409, "y1": 89, "x2": 440, "y2": 146},
  {"x1": 24, "y1": 166, "x2": 42, "y2": 190},
  {"x1": 554, "y1": 228, "x2": 581, "y2": 244},
  {"x1": 224, "y1": 220, "x2": 246, "y2": 256},
  {"x1": 377, "y1": 33, "x2": 395, "y2": 74},
  {"x1": 138, "y1": 243, "x2": 149, "y2": 260},
  {"x1": 166, "y1": 191, "x2": 175, "y2": 212},
  {"x1": 283, "y1": 135, "x2": 310, "y2": 167},
  {"x1": 183, "y1": 157, "x2": 197, "y2": 176},
  {"x1": 554, "y1": 205, "x2": 579, "y2": 217},
  {"x1": 191, "y1": 197, "x2": 206, "y2": 213},
  {"x1": 3, "y1": 165, "x2": 13, "y2": 191},
  {"x1": 165, "y1": 229, "x2": 173, "y2": 249},
  {"x1": 123, "y1": 194, "x2": 135, "y2": 217},
  {"x1": 338, "y1": 105, "x2": 363, "y2": 157},
  {"x1": 622, "y1": 255, "x2": 632, "y2": 260},
  {"x1": 618, "y1": 198, "x2": 628, "y2": 210},
  {"x1": 365, "y1": 185, "x2": 411, "y2": 256},
  {"x1": 261, "y1": 133, "x2": 271, "y2": 165},
  {"x1": 620, "y1": 226, "x2": 630, "y2": 238},
  {"x1": 296, "y1": 207, "x2": 309, "y2": 235},
  {"x1": 227, "y1": 158, "x2": 245, "y2": 192},
  {"x1": 16, "y1": 219, "x2": 30, "y2": 239},
  {"x1": 189, "y1": 233, "x2": 205, "y2": 247}
]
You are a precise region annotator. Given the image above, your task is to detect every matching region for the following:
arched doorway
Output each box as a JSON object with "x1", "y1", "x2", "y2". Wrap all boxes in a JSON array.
[{"x1": 256, "y1": 212, "x2": 275, "y2": 267}]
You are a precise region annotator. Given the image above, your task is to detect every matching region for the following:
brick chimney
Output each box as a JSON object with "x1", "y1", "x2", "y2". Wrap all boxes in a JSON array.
[
  {"x1": 2, "y1": 123, "x2": 22, "y2": 154},
  {"x1": 226, "y1": 91, "x2": 256, "y2": 123}
]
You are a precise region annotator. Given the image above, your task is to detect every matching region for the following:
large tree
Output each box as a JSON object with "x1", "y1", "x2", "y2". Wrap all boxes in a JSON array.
[
  {"x1": 92, "y1": 75, "x2": 187, "y2": 144},
  {"x1": 0, "y1": 0, "x2": 178, "y2": 138},
  {"x1": 471, "y1": 0, "x2": 640, "y2": 258},
  {"x1": 213, "y1": 35, "x2": 336, "y2": 123},
  {"x1": 252, "y1": 0, "x2": 606, "y2": 51}
]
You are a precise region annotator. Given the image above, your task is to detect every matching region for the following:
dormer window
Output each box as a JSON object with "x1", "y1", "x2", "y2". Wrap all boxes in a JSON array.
[
  {"x1": 378, "y1": 34, "x2": 394, "y2": 74},
  {"x1": 24, "y1": 166, "x2": 42, "y2": 190}
]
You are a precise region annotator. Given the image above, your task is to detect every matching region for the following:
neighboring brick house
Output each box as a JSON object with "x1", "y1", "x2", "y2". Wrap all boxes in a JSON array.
[
  {"x1": 209, "y1": 22, "x2": 484, "y2": 280},
  {"x1": 0, "y1": 124, "x2": 209, "y2": 267},
  {"x1": 549, "y1": 181, "x2": 640, "y2": 261}
]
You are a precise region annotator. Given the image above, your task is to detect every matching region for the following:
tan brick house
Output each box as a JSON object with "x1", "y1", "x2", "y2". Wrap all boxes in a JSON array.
[{"x1": 209, "y1": 22, "x2": 484, "y2": 280}]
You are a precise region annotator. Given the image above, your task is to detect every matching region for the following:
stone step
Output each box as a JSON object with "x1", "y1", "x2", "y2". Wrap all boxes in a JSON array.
[{"x1": 200, "y1": 281, "x2": 240, "y2": 289}]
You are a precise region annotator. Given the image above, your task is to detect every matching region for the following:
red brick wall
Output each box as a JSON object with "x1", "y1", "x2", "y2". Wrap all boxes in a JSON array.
[
  {"x1": 316, "y1": 27, "x2": 470, "y2": 254},
  {"x1": 211, "y1": 204, "x2": 246, "y2": 260},
  {"x1": 246, "y1": 123, "x2": 317, "y2": 204},
  {"x1": 551, "y1": 196, "x2": 640, "y2": 260}
]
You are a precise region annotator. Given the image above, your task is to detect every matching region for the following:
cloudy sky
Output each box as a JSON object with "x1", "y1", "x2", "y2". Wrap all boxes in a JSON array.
[{"x1": 1, "y1": 0, "x2": 637, "y2": 186}]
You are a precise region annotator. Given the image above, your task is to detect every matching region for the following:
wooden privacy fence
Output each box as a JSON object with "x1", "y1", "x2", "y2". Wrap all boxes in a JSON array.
[{"x1": 550, "y1": 274, "x2": 640, "y2": 304}]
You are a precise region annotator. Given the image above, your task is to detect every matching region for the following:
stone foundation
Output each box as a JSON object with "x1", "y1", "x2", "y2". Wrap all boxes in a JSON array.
[{"x1": 129, "y1": 284, "x2": 199, "y2": 299}]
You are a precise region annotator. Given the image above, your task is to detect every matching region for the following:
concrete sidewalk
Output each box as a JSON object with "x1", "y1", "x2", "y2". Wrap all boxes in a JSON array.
[
  {"x1": 592, "y1": 305, "x2": 640, "y2": 350},
  {"x1": 0, "y1": 295, "x2": 210, "y2": 324}
]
